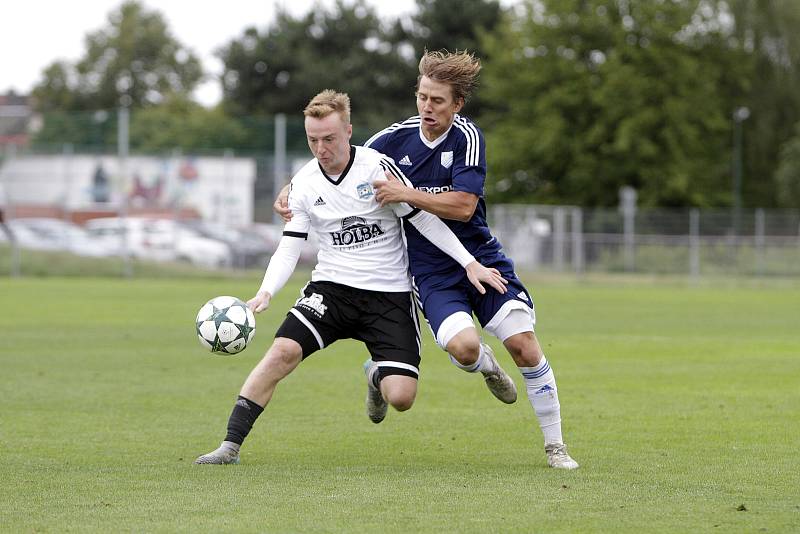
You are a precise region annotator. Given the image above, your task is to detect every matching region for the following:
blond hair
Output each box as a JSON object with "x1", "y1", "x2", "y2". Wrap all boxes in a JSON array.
[
  {"x1": 417, "y1": 50, "x2": 481, "y2": 103},
  {"x1": 303, "y1": 90, "x2": 351, "y2": 124}
]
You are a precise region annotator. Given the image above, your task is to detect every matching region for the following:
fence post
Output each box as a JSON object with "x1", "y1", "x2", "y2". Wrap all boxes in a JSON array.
[
  {"x1": 620, "y1": 186, "x2": 637, "y2": 272},
  {"x1": 118, "y1": 106, "x2": 132, "y2": 278},
  {"x1": 2, "y1": 143, "x2": 21, "y2": 276},
  {"x1": 571, "y1": 207, "x2": 584, "y2": 274},
  {"x1": 273, "y1": 113, "x2": 287, "y2": 225},
  {"x1": 62, "y1": 143, "x2": 73, "y2": 223},
  {"x1": 689, "y1": 208, "x2": 700, "y2": 279},
  {"x1": 755, "y1": 208, "x2": 765, "y2": 276},
  {"x1": 553, "y1": 207, "x2": 566, "y2": 272}
]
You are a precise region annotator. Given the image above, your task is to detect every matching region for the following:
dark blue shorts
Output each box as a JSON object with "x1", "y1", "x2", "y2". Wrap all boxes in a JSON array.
[{"x1": 412, "y1": 254, "x2": 534, "y2": 339}]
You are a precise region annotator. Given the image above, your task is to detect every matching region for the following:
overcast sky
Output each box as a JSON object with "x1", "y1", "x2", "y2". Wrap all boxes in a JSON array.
[{"x1": 0, "y1": 0, "x2": 418, "y2": 106}]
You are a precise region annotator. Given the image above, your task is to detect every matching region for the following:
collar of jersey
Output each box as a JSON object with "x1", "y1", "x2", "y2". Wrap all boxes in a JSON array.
[
  {"x1": 418, "y1": 116, "x2": 456, "y2": 149},
  {"x1": 318, "y1": 145, "x2": 356, "y2": 185}
]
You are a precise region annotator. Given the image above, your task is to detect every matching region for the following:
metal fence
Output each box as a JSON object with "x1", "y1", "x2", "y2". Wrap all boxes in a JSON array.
[
  {"x1": 2, "y1": 145, "x2": 799, "y2": 278},
  {"x1": 489, "y1": 205, "x2": 800, "y2": 277}
]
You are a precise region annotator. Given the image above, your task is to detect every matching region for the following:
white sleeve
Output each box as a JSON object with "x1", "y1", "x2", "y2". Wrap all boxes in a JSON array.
[
  {"x1": 407, "y1": 210, "x2": 475, "y2": 268},
  {"x1": 258, "y1": 236, "x2": 303, "y2": 296},
  {"x1": 378, "y1": 155, "x2": 417, "y2": 218},
  {"x1": 258, "y1": 179, "x2": 310, "y2": 296}
]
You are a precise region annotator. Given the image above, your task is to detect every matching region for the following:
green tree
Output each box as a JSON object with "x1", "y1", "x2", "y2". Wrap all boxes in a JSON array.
[
  {"x1": 480, "y1": 0, "x2": 748, "y2": 207},
  {"x1": 402, "y1": 0, "x2": 504, "y2": 117},
  {"x1": 217, "y1": 0, "x2": 416, "y2": 134},
  {"x1": 405, "y1": 0, "x2": 502, "y2": 56},
  {"x1": 129, "y1": 96, "x2": 249, "y2": 152},
  {"x1": 775, "y1": 122, "x2": 800, "y2": 207},
  {"x1": 31, "y1": 1, "x2": 202, "y2": 112},
  {"x1": 725, "y1": 0, "x2": 800, "y2": 207}
]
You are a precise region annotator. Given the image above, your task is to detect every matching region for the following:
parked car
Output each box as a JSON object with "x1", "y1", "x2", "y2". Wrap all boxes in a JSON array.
[
  {"x1": 180, "y1": 220, "x2": 272, "y2": 269},
  {"x1": 250, "y1": 222, "x2": 318, "y2": 265},
  {"x1": 84, "y1": 217, "x2": 232, "y2": 268},
  {"x1": 0, "y1": 217, "x2": 116, "y2": 257}
]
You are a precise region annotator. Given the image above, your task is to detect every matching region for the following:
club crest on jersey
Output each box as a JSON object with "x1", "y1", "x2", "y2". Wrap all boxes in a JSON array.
[
  {"x1": 356, "y1": 182, "x2": 373, "y2": 199},
  {"x1": 330, "y1": 216, "x2": 385, "y2": 247},
  {"x1": 441, "y1": 151, "x2": 454, "y2": 169}
]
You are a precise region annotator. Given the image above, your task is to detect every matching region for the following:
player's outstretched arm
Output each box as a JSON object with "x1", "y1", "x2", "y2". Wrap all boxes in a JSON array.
[
  {"x1": 407, "y1": 210, "x2": 508, "y2": 294},
  {"x1": 273, "y1": 184, "x2": 292, "y2": 223},
  {"x1": 252, "y1": 235, "x2": 303, "y2": 311},
  {"x1": 374, "y1": 171, "x2": 478, "y2": 222}
]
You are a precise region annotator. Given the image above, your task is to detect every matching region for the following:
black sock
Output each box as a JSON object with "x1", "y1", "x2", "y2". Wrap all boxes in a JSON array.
[{"x1": 224, "y1": 395, "x2": 264, "y2": 445}]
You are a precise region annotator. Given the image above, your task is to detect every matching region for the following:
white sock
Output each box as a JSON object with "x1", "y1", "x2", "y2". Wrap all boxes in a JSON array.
[
  {"x1": 519, "y1": 356, "x2": 563, "y2": 445},
  {"x1": 448, "y1": 344, "x2": 495, "y2": 374}
]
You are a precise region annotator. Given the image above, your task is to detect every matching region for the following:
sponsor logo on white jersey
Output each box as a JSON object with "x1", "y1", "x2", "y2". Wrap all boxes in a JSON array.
[
  {"x1": 298, "y1": 292, "x2": 327, "y2": 316},
  {"x1": 399, "y1": 155, "x2": 412, "y2": 166},
  {"x1": 356, "y1": 182, "x2": 373, "y2": 199},
  {"x1": 329, "y1": 216, "x2": 386, "y2": 247},
  {"x1": 441, "y1": 151, "x2": 454, "y2": 169},
  {"x1": 314, "y1": 196, "x2": 326, "y2": 206}
]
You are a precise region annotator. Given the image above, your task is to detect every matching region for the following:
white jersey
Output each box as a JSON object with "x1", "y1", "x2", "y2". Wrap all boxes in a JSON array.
[{"x1": 285, "y1": 145, "x2": 417, "y2": 292}]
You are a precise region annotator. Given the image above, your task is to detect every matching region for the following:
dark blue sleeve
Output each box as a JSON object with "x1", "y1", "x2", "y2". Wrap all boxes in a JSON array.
[{"x1": 451, "y1": 126, "x2": 486, "y2": 197}]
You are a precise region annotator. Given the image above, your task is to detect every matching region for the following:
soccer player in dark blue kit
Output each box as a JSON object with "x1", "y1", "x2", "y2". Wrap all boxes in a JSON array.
[{"x1": 276, "y1": 51, "x2": 578, "y2": 469}]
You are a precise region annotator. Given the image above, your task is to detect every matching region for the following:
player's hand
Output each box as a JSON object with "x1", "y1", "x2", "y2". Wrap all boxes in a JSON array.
[
  {"x1": 465, "y1": 261, "x2": 508, "y2": 295},
  {"x1": 373, "y1": 171, "x2": 409, "y2": 206},
  {"x1": 247, "y1": 291, "x2": 272, "y2": 313},
  {"x1": 273, "y1": 185, "x2": 292, "y2": 223}
]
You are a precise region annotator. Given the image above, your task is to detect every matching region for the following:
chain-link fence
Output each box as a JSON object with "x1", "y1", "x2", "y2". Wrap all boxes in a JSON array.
[
  {"x1": 2, "y1": 142, "x2": 800, "y2": 278},
  {"x1": 489, "y1": 205, "x2": 800, "y2": 277}
]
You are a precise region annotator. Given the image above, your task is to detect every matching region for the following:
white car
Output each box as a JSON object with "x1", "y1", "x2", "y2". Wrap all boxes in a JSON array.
[
  {"x1": 84, "y1": 217, "x2": 231, "y2": 268},
  {"x1": 0, "y1": 217, "x2": 115, "y2": 257},
  {"x1": 250, "y1": 222, "x2": 318, "y2": 264}
]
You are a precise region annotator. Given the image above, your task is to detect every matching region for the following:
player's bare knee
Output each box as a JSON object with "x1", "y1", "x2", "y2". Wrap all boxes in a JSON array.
[
  {"x1": 446, "y1": 333, "x2": 481, "y2": 365},
  {"x1": 266, "y1": 338, "x2": 302, "y2": 373},
  {"x1": 385, "y1": 390, "x2": 415, "y2": 411},
  {"x1": 504, "y1": 332, "x2": 543, "y2": 367},
  {"x1": 381, "y1": 375, "x2": 417, "y2": 411}
]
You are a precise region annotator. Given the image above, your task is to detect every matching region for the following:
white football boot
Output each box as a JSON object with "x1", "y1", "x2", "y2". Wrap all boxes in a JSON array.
[
  {"x1": 364, "y1": 359, "x2": 388, "y2": 424},
  {"x1": 480, "y1": 343, "x2": 517, "y2": 404},
  {"x1": 194, "y1": 441, "x2": 240, "y2": 464},
  {"x1": 545, "y1": 443, "x2": 579, "y2": 470}
]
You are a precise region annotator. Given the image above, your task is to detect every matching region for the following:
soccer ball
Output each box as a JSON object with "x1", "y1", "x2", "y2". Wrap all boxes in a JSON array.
[{"x1": 195, "y1": 296, "x2": 256, "y2": 355}]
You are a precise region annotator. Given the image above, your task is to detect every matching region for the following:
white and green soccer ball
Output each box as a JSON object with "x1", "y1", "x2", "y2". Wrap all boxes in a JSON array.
[{"x1": 195, "y1": 296, "x2": 256, "y2": 355}]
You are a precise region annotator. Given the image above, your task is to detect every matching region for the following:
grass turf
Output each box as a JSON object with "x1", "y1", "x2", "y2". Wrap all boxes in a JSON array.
[{"x1": 1, "y1": 275, "x2": 798, "y2": 532}]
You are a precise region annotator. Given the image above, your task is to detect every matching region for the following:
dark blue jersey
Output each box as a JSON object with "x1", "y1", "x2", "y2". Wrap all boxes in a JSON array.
[{"x1": 365, "y1": 114, "x2": 503, "y2": 279}]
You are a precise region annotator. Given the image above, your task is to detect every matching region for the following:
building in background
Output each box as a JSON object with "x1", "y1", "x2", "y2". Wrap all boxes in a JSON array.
[
  {"x1": 0, "y1": 91, "x2": 39, "y2": 149},
  {"x1": 0, "y1": 153, "x2": 256, "y2": 225}
]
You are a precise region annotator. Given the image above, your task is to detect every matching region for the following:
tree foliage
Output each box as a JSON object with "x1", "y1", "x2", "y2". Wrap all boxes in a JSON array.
[
  {"x1": 479, "y1": 0, "x2": 750, "y2": 207},
  {"x1": 128, "y1": 97, "x2": 249, "y2": 152},
  {"x1": 725, "y1": 0, "x2": 800, "y2": 207},
  {"x1": 31, "y1": 1, "x2": 202, "y2": 112},
  {"x1": 405, "y1": 0, "x2": 502, "y2": 57},
  {"x1": 24, "y1": 0, "x2": 800, "y2": 207},
  {"x1": 216, "y1": 0, "x2": 417, "y2": 132}
]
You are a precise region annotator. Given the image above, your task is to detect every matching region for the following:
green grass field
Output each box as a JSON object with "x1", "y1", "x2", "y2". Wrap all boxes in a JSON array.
[{"x1": 1, "y1": 274, "x2": 798, "y2": 532}]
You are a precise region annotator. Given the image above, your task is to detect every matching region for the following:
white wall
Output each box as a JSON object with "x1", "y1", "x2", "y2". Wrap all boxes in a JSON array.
[{"x1": 0, "y1": 153, "x2": 256, "y2": 226}]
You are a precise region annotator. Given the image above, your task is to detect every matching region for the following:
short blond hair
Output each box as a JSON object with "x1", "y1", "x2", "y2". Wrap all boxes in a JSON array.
[
  {"x1": 418, "y1": 50, "x2": 481, "y2": 103},
  {"x1": 303, "y1": 90, "x2": 351, "y2": 124}
]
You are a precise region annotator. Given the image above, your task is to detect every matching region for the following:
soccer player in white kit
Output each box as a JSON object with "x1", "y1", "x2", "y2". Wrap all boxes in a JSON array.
[
  {"x1": 274, "y1": 52, "x2": 579, "y2": 470},
  {"x1": 195, "y1": 90, "x2": 508, "y2": 464}
]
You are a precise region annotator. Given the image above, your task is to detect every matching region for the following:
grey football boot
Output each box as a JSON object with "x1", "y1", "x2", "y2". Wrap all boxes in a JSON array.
[
  {"x1": 480, "y1": 343, "x2": 517, "y2": 404},
  {"x1": 363, "y1": 359, "x2": 388, "y2": 424},
  {"x1": 545, "y1": 443, "x2": 579, "y2": 470},
  {"x1": 194, "y1": 441, "x2": 240, "y2": 465}
]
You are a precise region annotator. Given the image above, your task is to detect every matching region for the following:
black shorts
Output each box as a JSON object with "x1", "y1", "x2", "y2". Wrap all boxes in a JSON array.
[{"x1": 274, "y1": 281, "x2": 421, "y2": 378}]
